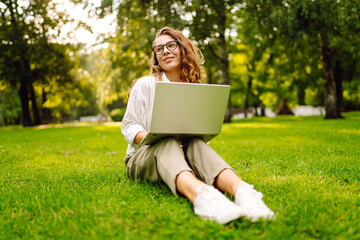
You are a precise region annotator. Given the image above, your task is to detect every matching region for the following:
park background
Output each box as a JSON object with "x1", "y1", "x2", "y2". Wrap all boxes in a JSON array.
[
  {"x1": 1, "y1": 0, "x2": 360, "y2": 125},
  {"x1": 1, "y1": 0, "x2": 360, "y2": 239}
]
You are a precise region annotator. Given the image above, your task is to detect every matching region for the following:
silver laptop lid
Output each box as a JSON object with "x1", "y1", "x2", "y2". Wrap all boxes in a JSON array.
[{"x1": 150, "y1": 82, "x2": 230, "y2": 135}]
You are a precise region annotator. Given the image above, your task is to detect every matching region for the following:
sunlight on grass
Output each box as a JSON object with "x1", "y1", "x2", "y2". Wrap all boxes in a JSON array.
[
  {"x1": 1, "y1": 113, "x2": 360, "y2": 239},
  {"x1": 225, "y1": 123, "x2": 287, "y2": 129},
  {"x1": 35, "y1": 122, "x2": 122, "y2": 130},
  {"x1": 339, "y1": 129, "x2": 360, "y2": 135}
]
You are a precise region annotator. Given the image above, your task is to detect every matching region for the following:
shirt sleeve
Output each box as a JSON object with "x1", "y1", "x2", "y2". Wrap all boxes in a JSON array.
[{"x1": 121, "y1": 88, "x2": 146, "y2": 144}]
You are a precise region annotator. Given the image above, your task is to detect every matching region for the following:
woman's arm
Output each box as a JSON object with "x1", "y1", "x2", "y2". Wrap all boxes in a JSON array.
[
  {"x1": 133, "y1": 131, "x2": 148, "y2": 144},
  {"x1": 121, "y1": 86, "x2": 147, "y2": 145}
]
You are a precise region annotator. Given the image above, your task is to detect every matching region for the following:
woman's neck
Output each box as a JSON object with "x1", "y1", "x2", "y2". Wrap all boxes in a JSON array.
[{"x1": 165, "y1": 69, "x2": 181, "y2": 82}]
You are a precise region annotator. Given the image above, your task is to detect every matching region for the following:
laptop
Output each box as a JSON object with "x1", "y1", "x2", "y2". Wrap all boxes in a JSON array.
[{"x1": 140, "y1": 82, "x2": 230, "y2": 145}]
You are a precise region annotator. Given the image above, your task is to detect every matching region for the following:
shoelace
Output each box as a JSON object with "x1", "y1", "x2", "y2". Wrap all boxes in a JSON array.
[
  {"x1": 248, "y1": 184, "x2": 264, "y2": 199},
  {"x1": 237, "y1": 184, "x2": 267, "y2": 209},
  {"x1": 198, "y1": 187, "x2": 232, "y2": 213}
]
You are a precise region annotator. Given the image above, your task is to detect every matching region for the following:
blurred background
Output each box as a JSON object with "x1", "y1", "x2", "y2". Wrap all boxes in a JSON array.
[{"x1": 1, "y1": 0, "x2": 359, "y2": 126}]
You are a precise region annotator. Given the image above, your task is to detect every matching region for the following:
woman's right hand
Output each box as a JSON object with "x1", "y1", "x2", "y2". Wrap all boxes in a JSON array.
[{"x1": 133, "y1": 131, "x2": 148, "y2": 144}]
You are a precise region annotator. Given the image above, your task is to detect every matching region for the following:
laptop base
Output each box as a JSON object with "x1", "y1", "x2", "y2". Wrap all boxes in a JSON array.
[{"x1": 140, "y1": 133, "x2": 218, "y2": 146}]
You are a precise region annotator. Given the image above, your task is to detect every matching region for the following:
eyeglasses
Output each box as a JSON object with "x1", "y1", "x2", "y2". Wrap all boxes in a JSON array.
[{"x1": 152, "y1": 41, "x2": 179, "y2": 55}]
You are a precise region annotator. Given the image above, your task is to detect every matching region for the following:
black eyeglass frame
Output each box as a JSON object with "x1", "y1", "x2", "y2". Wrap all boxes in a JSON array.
[{"x1": 152, "y1": 41, "x2": 179, "y2": 55}]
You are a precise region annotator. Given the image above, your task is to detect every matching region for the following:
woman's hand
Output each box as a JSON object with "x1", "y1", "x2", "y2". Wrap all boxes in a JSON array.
[{"x1": 134, "y1": 131, "x2": 148, "y2": 144}]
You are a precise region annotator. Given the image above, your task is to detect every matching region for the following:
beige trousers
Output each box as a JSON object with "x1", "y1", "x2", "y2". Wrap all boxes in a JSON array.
[{"x1": 124, "y1": 138, "x2": 233, "y2": 196}]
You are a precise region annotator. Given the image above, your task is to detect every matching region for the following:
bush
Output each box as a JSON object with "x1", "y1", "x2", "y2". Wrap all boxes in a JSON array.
[{"x1": 109, "y1": 108, "x2": 126, "y2": 122}]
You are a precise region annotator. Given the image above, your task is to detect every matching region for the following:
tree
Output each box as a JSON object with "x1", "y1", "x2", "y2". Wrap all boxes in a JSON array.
[
  {"x1": 40, "y1": 43, "x2": 99, "y2": 121},
  {"x1": 0, "y1": 81, "x2": 21, "y2": 125},
  {"x1": 95, "y1": 0, "x2": 185, "y2": 106},
  {"x1": 244, "y1": 0, "x2": 360, "y2": 119},
  {"x1": 0, "y1": 0, "x2": 82, "y2": 126},
  {"x1": 185, "y1": 0, "x2": 244, "y2": 122}
]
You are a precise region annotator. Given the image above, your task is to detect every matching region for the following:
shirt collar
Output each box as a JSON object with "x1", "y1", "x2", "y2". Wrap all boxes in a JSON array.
[{"x1": 161, "y1": 72, "x2": 171, "y2": 83}]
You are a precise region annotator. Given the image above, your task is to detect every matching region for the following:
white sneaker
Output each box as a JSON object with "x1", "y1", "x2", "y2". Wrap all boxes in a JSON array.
[
  {"x1": 235, "y1": 182, "x2": 275, "y2": 222},
  {"x1": 193, "y1": 185, "x2": 244, "y2": 224}
]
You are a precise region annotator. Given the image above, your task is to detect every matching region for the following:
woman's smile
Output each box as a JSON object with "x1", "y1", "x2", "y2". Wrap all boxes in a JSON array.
[{"x1": 163, "y1": 56, "x2": 175, "y2": 62}]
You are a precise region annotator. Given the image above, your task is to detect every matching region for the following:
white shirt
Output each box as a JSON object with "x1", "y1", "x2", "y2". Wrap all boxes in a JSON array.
[{"x1": 121, "y1": 73, "x2": 171, "y2": 156}]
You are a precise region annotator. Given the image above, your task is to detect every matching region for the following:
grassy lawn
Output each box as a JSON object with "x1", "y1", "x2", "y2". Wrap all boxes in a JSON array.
[{"x1": 1, "y1": 112, "x2": 359, "y2": 239}]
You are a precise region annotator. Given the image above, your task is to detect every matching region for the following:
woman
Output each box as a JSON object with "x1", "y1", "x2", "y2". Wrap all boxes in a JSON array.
[{"x1": 121, "y1": 27, "x2": 275, "y2": 224}]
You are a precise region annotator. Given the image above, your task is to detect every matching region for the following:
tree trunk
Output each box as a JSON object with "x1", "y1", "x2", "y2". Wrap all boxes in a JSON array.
[
  {"x1": 217, "y1": 11, "x2": 231, "y2": 122},
  {"x1": 297, "y1": 79, "x2": 306, "y2": 105},
  {"x1": 245, "y1": 64, "x2": 253, "y2": 118},
  {"x1": 9, "y1": 1, "x2": 33, "y2": 126},
  {"x1": 18, "y1": 57, "x2": 38, "y2": 126},
  {"x1": 207, "y1": 69, "x2": 213, "y2": 84},
  {"x1": 18, "y1": 80, "x2": 32, "y2": 126},
  {"x1": 319, "y1": 34, "x2": 342, "y2": 119},
  {"x1": 42, "y1": 89, "x2": 52, "y2": 121},
  {"x1": 253, "y1": 102, "x2": 258, "y2": 116},
  {"x1": 28, "y1": 80, "x2": 41, "y2": 125},
  {"x1": 334, "y1": 60, "x2": 344, "y2": 112}
]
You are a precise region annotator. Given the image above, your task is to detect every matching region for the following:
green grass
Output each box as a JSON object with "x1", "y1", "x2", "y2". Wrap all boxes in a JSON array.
[{"x1": 1, "y1": 113, "x2": 360, "y2": 239}]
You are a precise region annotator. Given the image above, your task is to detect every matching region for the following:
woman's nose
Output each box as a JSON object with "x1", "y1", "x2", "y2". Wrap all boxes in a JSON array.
[{"x1": 163, "y1": 46, "x2": 170, "y2": 54}]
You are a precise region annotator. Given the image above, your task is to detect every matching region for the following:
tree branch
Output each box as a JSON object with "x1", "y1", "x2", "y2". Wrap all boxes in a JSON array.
[{"x1": 207, "y1": 43, "x2": 227, "y2": 64}]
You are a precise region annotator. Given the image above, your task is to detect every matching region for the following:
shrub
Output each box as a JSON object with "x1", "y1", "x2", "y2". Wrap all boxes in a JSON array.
[{"x1": 109, "y1": 108, "x2": 126, "y2": 122}]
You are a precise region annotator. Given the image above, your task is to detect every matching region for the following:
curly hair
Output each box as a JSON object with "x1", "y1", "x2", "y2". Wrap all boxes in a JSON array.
[
  {"x1": 150, "y1": 27, "x2": 206, "y2": 83},
  {"x1": 128, "y1": 27, "x2": 206, "y2": 97}
]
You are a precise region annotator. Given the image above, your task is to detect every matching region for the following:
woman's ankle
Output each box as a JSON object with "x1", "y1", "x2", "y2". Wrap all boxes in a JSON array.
[{"x1": 176, "y1": 171, "x2": 205, "y2": 203}]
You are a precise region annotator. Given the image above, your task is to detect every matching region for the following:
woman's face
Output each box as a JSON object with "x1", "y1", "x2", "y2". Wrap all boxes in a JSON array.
[{"x1": 154, "y1": 34, "x2": 181, "y2": 73}]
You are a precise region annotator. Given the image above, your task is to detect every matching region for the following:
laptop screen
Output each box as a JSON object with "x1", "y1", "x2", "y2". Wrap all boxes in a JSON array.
[{"x1": 150, "y1": 82, "x2": 230, "y2": 135}]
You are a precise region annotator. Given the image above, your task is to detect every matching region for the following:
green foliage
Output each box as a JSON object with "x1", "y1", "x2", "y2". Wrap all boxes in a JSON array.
[
  {"x1": 343, "y1": 80, "x2": 360, "y2": 110},
  {"x1": 0, "y1": 82, "x2": 21, "y2": 125},
  {"x1": 244, "y1": 0, "x2": 360, "y2": 115},
  {"x1": 0, "y1": 0, "x2": 95, "y2": 125},
  {"x1": 42, "y1": 67, "x2": 99, "y2": 121},
  {"x1": 1, "y1": 0, "x2": 360, "y2": 124},
  {"x1": 109, "y1": 108, "x2": 126, "y2": 122},
  {"x1": 87, "y1": 0, "x2": 360, "y2": 115},
  {"x1": 97, "y1": 0, "x2": 185, "y2": 95},
  {"x1": 1, "y1": 113, "x2": 360, "y2": 238},
  {"x1": 305, "y1": 87, "x2": 324, "y2": 108},
  {"x1": 80, "y1": 48, "x2": 127, "y2": 112}
]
